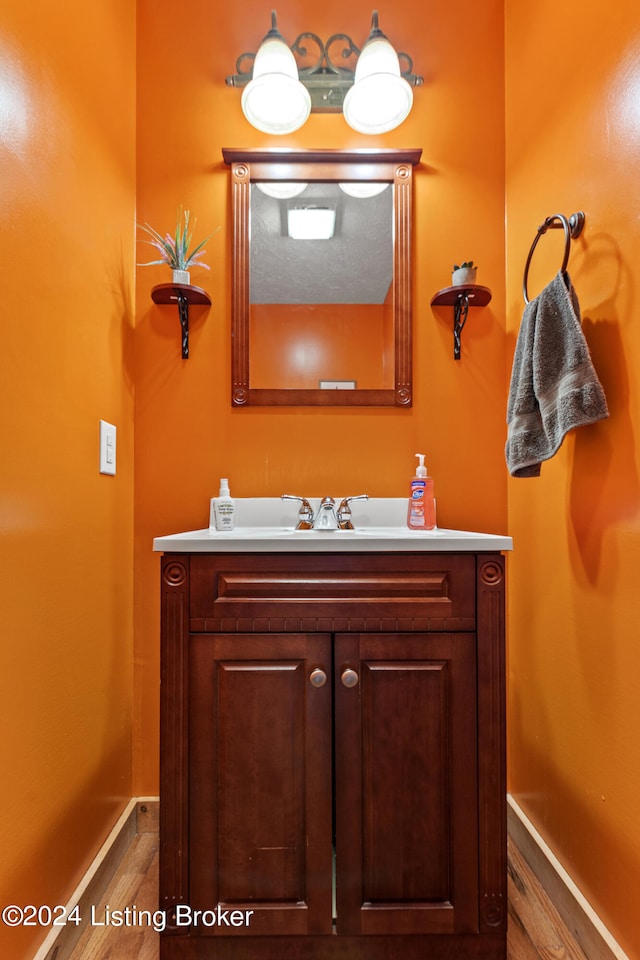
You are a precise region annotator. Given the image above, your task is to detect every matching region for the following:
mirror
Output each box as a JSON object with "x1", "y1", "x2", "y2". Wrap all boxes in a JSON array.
[{"x1": 222, "y1": 148, "x2": 421, "y2": 406}]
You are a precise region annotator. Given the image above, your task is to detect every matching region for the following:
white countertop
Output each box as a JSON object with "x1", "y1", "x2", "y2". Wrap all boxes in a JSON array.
[{"x1": 153, "y1": 499, "x2": 512, "y2": 554}]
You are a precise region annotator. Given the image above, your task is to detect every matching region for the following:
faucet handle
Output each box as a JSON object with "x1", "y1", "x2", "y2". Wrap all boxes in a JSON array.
[
  {"x1": 337, "y1": 494, "x2": 369, "y2": 529},
  {"x1": 281, "y1": 494, "x2": 314, "y2": 530}
]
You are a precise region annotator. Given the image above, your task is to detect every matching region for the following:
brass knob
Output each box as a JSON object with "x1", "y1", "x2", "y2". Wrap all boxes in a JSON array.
[
  {"x1": 309, "y1": 668, "x2": 327, "y2": 688},
  {"x1": 341, "y1": 668, "x2": 359, "y2": 688}
]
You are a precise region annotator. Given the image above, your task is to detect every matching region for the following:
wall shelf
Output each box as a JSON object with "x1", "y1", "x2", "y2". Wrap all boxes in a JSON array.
[
  {"x1": 431, "y1": 284, "x2": 492, "y2": 360},
  {"x1": 151, "y1": 283, "x2": 212, "y2": 359}
]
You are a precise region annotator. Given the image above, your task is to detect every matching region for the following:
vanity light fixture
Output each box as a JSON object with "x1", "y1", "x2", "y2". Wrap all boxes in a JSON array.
[{"x1": 226, "y1": 10, "x2": 423, "y2": 135}]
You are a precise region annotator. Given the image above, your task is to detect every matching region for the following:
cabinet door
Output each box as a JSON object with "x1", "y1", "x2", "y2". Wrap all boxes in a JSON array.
[
  {"x1": 189, "y1": 633, "x2": 333, "y2": 936},
  {"x1": 334, "y1": 632, "x2": 478, "y2": 936}
]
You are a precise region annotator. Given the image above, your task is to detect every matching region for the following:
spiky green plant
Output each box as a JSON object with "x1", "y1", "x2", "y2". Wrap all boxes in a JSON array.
[{"x1": 138, "y1": 207, "x2": 215, "y2": 271}]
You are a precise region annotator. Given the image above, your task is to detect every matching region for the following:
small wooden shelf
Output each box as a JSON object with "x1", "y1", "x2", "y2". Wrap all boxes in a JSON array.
[
  {"x1": 431, "y1": 284, "x2": 492, "y2": 359},
  {"x1": 431, "y1": 283, "x2": 492, "y2": 308},
  {"x1": 151, "y1": 283, "x2": 212, "y2": 359}
]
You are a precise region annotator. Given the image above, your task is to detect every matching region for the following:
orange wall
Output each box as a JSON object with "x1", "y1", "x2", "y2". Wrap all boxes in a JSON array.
[
  {"x1": 0, "y1": 1, "x2": 136, "y2": 958},
  {"x1": 8, "y1": 1, "x2": 639, "y2": 957},
  {"x1": 134, "y1": 0, "x2": 507, "y2": 794},
  {"x1": 250, "y1": 302, "x2": 393, "y2": 389},
  {"x1": 505, "y1": 3, "x2": 640, "y2": 957}
]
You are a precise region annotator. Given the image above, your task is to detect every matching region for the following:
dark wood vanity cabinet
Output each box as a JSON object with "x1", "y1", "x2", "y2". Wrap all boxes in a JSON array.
[{"x1": 159, "y1": 551, "x2": 507, "y2": 960}]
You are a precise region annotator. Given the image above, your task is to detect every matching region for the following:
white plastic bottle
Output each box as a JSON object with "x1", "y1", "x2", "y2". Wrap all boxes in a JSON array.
[
  {"x1": 213, "y1": 478, "x2": 236, "y2": 531},
  {"x1": 406, "y1": 454, "x2": 436, "y2": 530}
]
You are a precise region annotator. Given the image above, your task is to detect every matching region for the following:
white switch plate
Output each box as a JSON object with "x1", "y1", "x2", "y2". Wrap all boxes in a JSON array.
[{"x1": 99, "y1": 420, "x2": 117, "y2": 475}]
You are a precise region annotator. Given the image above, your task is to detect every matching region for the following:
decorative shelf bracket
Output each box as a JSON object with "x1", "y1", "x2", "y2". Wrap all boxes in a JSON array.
[
  {"x1": 176, "y1": 290, "x2": 190, "y2": 359},
  {"x1": 430, "y1": 284, "x2": 492, "y2": 360},
  {"x1": 151, "y1": 283, "x2": 212, "y2": 359}
]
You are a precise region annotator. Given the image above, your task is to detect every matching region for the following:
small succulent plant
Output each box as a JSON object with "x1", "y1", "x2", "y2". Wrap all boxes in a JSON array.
[{"x1": 453, "y1": 261, "x2": 476, "y2": 271}]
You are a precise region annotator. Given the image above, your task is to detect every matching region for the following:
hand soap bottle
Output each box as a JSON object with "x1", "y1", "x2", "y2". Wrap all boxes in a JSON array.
[
  {"x1": 407, "y1": 454, "x2": 436, "y2": 530},
  {"x1": 213, "y1": 478, "x2": 236, "y2": 531}
]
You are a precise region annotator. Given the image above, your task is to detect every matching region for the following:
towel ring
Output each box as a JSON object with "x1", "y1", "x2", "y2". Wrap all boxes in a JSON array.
[{"x1": 522, "y1": 211, "x2": 585, "y2": 304}]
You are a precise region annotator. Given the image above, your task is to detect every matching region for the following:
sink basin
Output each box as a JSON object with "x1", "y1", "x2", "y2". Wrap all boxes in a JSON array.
[{"x1": 154, "y1": 499, "x2": 512, "y2": 554}]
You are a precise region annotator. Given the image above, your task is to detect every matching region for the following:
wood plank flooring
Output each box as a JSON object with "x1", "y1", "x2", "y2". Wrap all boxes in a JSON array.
[
  {"x1": 507, "y1": 838, "x2": 590, "y2": 960},
  {"x1": 67, "y1": 832, "x2": 590, "y2": 960}
]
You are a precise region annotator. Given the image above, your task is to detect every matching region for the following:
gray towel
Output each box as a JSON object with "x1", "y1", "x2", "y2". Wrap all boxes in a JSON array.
[{"x1": 506, "y1": 271, "x2": 608, "y2": 477}]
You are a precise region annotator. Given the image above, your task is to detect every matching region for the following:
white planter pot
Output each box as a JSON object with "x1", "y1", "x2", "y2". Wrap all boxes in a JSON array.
[
  {"x1": 451, "y1": 267, "x2": 477, "y2": 286},
  {"x1": 172, "y1": 269, "x2": 191, "y2": 285}
]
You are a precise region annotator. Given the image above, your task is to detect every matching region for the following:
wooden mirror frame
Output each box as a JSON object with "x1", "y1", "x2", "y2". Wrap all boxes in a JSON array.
[{"x1": 222, "y1": 148, "x2": 421, "y2": 407}]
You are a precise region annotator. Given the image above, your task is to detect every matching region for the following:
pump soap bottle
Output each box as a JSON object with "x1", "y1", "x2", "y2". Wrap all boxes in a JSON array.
[
  {"x1": 407, "y1": 454, "x2": 436, "y2": 530},
  {"x1": 213, "y1": 478, "x2": 236, "y2": 531}
]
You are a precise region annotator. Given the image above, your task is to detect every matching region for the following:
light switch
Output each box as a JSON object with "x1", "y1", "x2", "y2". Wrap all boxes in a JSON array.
[{"x1": 99, "y1": 420, "x2": 117, "y2": 475}]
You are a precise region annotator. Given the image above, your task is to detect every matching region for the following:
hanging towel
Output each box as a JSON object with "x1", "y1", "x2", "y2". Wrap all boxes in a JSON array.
[{"x1": 505, "y1": 271, "x2": 608, "y2": 478}]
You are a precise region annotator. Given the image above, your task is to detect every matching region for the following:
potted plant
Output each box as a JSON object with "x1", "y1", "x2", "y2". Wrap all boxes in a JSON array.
[
  {"x1": 138, "y1": 207, "x2": 216, "y2": 285},
  {"x1": 451, "y1": 261, "x2": 477, "y2": 286}
]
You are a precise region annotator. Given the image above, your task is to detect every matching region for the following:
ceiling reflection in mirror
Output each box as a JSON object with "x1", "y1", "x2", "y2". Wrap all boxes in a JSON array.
[{"x1": 250, "y1": 182, "x2": 392, "y2": 305}]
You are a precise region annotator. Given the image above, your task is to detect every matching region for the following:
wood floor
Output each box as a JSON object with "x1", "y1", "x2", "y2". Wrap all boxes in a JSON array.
[{"x1": 67, "y1": 832, "x2": 590, "y2": 960}]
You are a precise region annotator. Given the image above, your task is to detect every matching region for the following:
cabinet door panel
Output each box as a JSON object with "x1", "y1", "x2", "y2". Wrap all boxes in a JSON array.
[
  {"x1": 335, "y1": 632, "x2": 478, "y2": 936},
  {"x1": 189, "y1": 633, "x2": 333, "y2": 936}
]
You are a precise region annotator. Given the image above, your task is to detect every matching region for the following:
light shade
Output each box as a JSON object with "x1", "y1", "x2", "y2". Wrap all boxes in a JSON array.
[
  {"x1": 338, "y1": 181, "x2": 390, "y2": 199},
  {"x1": 241, "y1": 18, "x2": 311, "y2": 135},
  {"x1": 256, "y1": 181, "x2": 308, "y2": 199},
  {"x1": 343, "y1": 21, "x2": 413, "y2": 134}
]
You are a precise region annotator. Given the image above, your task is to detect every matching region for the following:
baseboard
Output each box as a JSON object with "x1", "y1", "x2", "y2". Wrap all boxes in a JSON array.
[
  {"x1": 507, "y1": 795, "x2": 630, "y2": 960},
  {"x1": 32, "y1": 797, "x2": 160, "y2": 960}
]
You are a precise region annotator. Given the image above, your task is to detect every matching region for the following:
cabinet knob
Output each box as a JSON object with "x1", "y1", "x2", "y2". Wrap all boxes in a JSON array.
[
  {"x1": 341, "y1": 668, "x2": 359, "y2": 688},
  {"x1": 309, "y1": 668, "x2": 327, "y2": 688}
]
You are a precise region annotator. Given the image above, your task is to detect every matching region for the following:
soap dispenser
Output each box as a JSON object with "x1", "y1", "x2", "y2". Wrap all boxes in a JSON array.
[
  {"x1": 213, "y1": 478, "x2": 236, "y2": 531},
  {"x1": 407, "y1": 454, "x2": 436, "y2": 530}
]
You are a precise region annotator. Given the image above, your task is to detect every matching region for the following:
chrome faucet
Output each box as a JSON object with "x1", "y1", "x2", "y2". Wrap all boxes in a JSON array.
[
  {"x1": 314, "y1": 496, "x2": 339, "y2": 530},
  {"x1": 281, "y1": 494, "x2": 369, "y2": 530}
]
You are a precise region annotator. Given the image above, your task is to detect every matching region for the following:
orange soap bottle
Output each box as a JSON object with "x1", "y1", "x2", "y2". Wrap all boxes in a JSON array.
[{"x1": 406, "y1": 453, "x2": 436, "y2": 530}]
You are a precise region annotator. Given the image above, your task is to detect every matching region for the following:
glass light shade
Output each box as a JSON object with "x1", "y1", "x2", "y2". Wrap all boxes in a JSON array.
[
  {"x1": 241, "y1": 36, "x2": 311, "y2": 135},
  {"x1": 343, "y1": 37, "x2": 413, "y2": 134},
  {"x1": 338, "y1": 181, "x2": 389, "y2": 199},
  {"x1": 256, "y1": 181, "x2": 308, "y2": 199}
]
